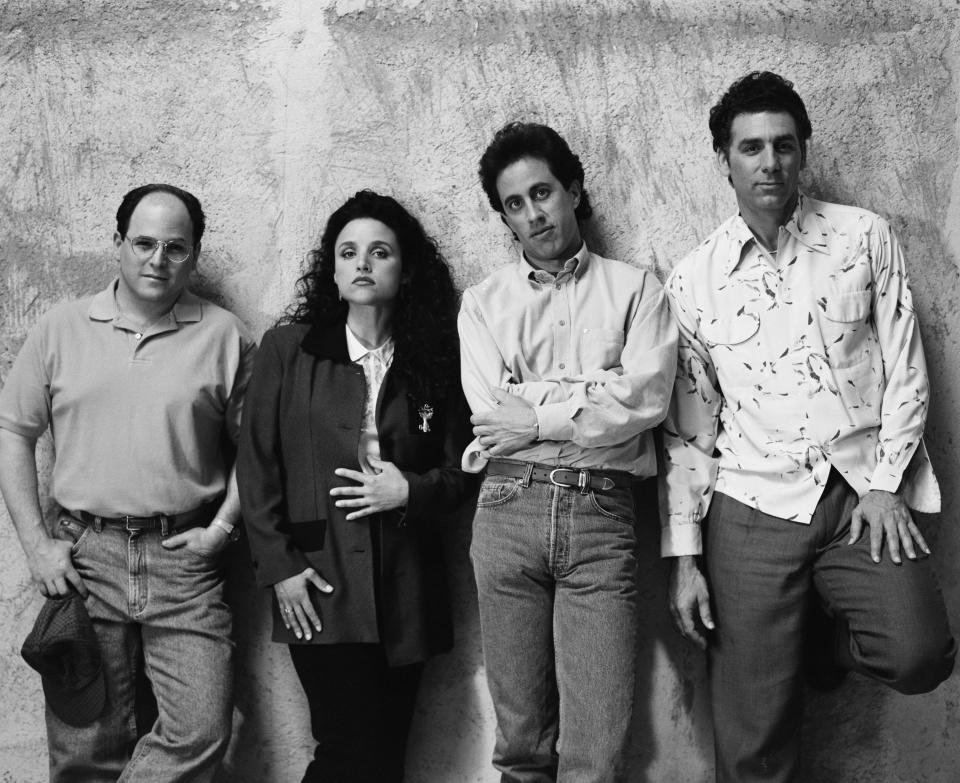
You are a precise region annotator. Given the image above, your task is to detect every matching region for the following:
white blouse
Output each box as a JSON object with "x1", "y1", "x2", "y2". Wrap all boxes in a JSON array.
[{"x1": 345, "y1": 325, "x2": 395, "y2": 474}]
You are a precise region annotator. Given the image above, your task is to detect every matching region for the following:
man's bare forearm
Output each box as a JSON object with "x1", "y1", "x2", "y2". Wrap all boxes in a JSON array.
[{"x1": 0, "y1": 428, "x2": 47, "y2": 553}]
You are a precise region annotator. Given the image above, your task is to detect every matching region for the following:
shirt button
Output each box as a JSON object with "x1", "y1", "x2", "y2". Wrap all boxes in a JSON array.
[
  {"x1": 559, "y1": 320, "x2": 565, "y2": 326},
  {"x1": 559, "y1": 363, "x2": 565, "y2": 370},
  {"x1": 134, "y1": 333, "x2": 142, "y2": 340}
]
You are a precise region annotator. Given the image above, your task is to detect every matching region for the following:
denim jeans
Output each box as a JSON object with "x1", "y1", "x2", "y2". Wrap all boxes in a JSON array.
[
  {"x1": 706, "y1": 470, "x2": 956, "y2": 783},
  {"x1": 47, "y1": 512, "x2": 233, "y2": 783},
  {"x1": 470, "y1": 474, "x2": 639, "y2": 783}
]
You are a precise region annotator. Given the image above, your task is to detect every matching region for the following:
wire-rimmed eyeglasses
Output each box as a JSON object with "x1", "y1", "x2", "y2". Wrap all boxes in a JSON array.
[{"x1": 125, "y1": 235, "x2": 194, "y2": 264}]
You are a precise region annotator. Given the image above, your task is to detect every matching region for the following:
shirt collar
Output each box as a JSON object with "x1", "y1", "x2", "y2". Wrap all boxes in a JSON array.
[
  {"x1": 87, "y1": 279, "x2": 202, "y2": 324},
  {"x1": 515, "y1": 242, "x2": 590, "y2": 285},
  {"x1": 721, "y1": 193, "x2": 829, "y2": 277},
  {"x1": 783, "y1": 193, "x2": 832, "y2": 256},
  {"x1": 345, "y1": 324, "x2": 394, "y2": 365}
]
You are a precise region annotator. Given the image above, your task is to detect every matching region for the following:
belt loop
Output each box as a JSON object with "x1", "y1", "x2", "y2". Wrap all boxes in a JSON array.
[
  {"x1": 159, "y1": 515, "x2": 171, "y2": 536},
  {"x1": 91, "y1": 515, "x2": 103, "y2": 533},
  {"x1": 521, "y1": 462, "x2": 534, "y2": 488},
  {"x1": 579, "y1": 469, "x2": 590, "y2": 495}
]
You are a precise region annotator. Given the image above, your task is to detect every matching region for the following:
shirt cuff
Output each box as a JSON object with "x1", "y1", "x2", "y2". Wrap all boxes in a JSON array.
[
  {"x1": 461, "y1": 437, "x2": 488, "y2": 472},
  {"x1": 868, "y1": 462, "x2": 905, "y2": 494},
  {"x1": 660, "y1": 521, "x2": 702, "y2": 558},
  {"x1": 535, "y1": 402, "x2": 575, "y2": 442}
]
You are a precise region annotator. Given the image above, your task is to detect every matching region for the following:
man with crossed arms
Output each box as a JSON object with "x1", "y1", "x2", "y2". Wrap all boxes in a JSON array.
[{"x1": 460, "y1": 121, "x2": 677, "y2": 782}]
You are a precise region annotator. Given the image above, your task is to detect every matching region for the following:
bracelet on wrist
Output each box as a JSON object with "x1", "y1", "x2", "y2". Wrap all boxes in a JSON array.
[{"x1": 211, "y1": 517, "x2": 241, "y2": 543}]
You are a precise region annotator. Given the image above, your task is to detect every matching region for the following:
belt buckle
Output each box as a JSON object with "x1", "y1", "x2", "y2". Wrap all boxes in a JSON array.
[
  {"x1": 123, "y1": 514, "x2": 165, "y2": 532},
  {"x1": 549, "y1": 468, "x2": 591, "y2": 495}
]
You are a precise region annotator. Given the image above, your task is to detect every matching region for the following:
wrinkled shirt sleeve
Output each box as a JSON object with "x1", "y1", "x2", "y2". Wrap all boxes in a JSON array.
[
  {"x1": 531, "y1": 277, "x2": 677, "y2": 447},
  {"x1": 866, "y1": 218, "x2": 928, "y2": 493},
  {"x1": 659, "y1": 267, "x2": 721, "y2": 557}
]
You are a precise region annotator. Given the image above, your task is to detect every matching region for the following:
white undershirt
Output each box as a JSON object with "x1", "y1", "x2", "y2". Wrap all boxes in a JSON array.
[{"x1": 345, "y1": 325, "x2": 395, "y2": 474}]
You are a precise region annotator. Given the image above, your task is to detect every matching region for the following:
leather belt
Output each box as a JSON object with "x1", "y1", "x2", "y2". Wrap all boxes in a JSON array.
[
  {"x1": 485, "y1": 459, "x2": 634, "y2": 495},
  {"x1": 72, "y1": 499, "x2": 220, "y2": 533}
]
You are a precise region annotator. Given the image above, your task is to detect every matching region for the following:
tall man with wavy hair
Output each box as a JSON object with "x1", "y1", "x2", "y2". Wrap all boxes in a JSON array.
[
  {"x1": 460, "y1": 121, "x2": 677, "y2": 781},
  {"x1": 661, "y1": 72, "x2": 955, "y2": 781},
  {"x1": 0, "y1": 184, "x2": 255, "y2": 781}
]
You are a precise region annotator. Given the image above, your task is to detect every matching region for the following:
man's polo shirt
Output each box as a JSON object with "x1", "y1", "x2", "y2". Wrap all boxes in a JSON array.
[
  {"x1": 458, "y1": 243, "x2": 678, "y2": 476},
  {"x1": 0, "y1": 280, "x2": 256, "y2": 517},
  {"x1": 660, "y1": 194, "x2": 940, "y2": 557}
]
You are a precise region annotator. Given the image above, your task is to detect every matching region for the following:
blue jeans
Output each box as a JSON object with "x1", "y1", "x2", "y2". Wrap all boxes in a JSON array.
[
  {"x1": 470, "y1": 474, "x2": 639, "y2": 783},
  {"x1": 47, "y1": 512, "x2": 233, "y2": 783}
]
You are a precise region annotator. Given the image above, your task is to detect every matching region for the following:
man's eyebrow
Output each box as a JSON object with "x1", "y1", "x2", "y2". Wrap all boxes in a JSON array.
[
  {"x1": 737, "y1": 133, "x2": 797, "y2": 146},
  {"x1": 130, "y1": 232, "x2": 190, "y2": 241}
]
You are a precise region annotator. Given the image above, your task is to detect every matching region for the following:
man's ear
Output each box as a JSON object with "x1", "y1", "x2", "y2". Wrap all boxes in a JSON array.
[
  {"x1": 192, "y1": 241, "x2": 202, "y2": 267},
  {"x1": 500, "y1": 214, "x2": 519, "y2": 243},
  {"x1": 113, "y1": 231, "x2": 124, "y2": 257},
  {"x1": 716, "y1": 149, "x2": 735, "y2": 187},
  {"x1": 567, "y1": 179, "x2": 582, "y2": 208},
  {"x1": 716, "y1": 147, "x2": 730, "y2": 177}
]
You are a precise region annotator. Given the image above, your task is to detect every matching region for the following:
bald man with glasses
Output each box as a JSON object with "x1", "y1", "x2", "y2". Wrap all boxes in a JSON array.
[{"x1": 0, "y1": 184, "x2": 255, "y2": 782}]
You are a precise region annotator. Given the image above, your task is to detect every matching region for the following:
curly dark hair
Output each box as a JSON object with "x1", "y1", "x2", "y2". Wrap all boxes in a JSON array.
[
  {"x1": 709, "y1": 71, "x2": 812, "y2": 163},
  {"x1": 478, "y1": 121, "x2": 593, "y2": 221},
  {"x1": 281, "y1": 190, "x2": 460, "y2": 401}
]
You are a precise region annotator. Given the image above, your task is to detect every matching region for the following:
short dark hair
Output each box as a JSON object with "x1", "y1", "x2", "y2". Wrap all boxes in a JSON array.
[
  {"x1": 709, "y1": 71, "x2": 812, "y2": 162},
  {"x1": 115, "y1": 184, "x2": 206, "y2": 245},
  {"x1": 478, "y1": 122, "x2": 593, "y2": 221}
]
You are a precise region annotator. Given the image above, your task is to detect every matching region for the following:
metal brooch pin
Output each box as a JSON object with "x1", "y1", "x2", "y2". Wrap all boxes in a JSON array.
[{"x1": 418, "y1": 403, "x2": 434, "y2": 433}]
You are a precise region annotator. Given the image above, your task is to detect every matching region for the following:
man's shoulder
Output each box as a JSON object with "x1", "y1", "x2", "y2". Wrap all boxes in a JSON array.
[
  {"x1": 27, "y1": 294, "x2": 99, "y2": 338},
  {"x1": 668, "y1": 214, "x2": 740, "y2": 285},
  {"x1": 462, "y1": 261, "x2": 521, "y2": 300},
  {"x1": 585, "y1": 252, "x2": 654, "y2": 284},
  {"x1": 183, "y1": 292, "x2": 254, "y2": 344},
  {"x1": 802, "y1": 196, "x2": 889, "y2": 236}
]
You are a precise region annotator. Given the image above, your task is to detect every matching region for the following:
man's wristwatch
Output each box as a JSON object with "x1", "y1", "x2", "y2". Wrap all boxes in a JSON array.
[{"x1": 211, "y1": 517, "x2": 241, "y2": 543}]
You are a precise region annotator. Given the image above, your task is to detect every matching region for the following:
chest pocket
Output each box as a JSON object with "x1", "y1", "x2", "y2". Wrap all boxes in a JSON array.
[
  {"x1": 700, "y1": 313, "x2": 760, "y2": 347},
  {"x1": 579, "y1": 328, "x2": 624, "y2": 370},
  {"x1": 821, "y1": 289, "x2": 871, "y2": 323}
]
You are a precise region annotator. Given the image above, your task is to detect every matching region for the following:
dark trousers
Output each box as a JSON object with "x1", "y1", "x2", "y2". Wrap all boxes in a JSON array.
[
  {"x1": 705, "y1": 469, "x2": 956, "y2": 783},
  {"x1": 288, "y1": 643, "x2": 424, "y2": 783}
]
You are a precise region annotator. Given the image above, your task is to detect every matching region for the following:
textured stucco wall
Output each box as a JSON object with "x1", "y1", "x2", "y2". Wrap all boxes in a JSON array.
[{"x1": 1, "y1": 1, "x2": 959, "y2": 780}]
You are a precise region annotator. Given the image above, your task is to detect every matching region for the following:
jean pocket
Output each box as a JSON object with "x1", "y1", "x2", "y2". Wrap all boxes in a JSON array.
[
  {"x1": 54, "y1": 514, "x2": 91, "y2": 553},
  {"x1": 588, "y1": 490, "x2": 634, "y2": 523},
  {"x1": 476, "y1": 477, "x2": 521, "y2": 508}
]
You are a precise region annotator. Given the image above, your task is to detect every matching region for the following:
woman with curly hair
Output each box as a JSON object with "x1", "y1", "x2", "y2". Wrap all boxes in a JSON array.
[{"x1": 237, "y1": 190, "x2": 475, "y2": 783}]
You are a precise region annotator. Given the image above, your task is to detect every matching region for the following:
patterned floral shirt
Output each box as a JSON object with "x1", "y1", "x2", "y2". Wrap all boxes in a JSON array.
[{"x1": 660, "y1": 195, "x2": 940, "y2": 557}]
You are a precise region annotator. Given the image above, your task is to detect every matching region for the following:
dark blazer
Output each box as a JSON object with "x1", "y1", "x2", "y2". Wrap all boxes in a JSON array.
[{"x1": 237, "y1": 321, "x2": 475, "y2": 666}]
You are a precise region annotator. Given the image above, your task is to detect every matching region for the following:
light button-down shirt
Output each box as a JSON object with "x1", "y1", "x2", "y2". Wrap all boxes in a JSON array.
[
  {"x1": 459, "y1": 243, "x2": 678, "y2": 475},
  {"x1": 660, "y1": 195, "x2": 939, "y2": 556}
]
